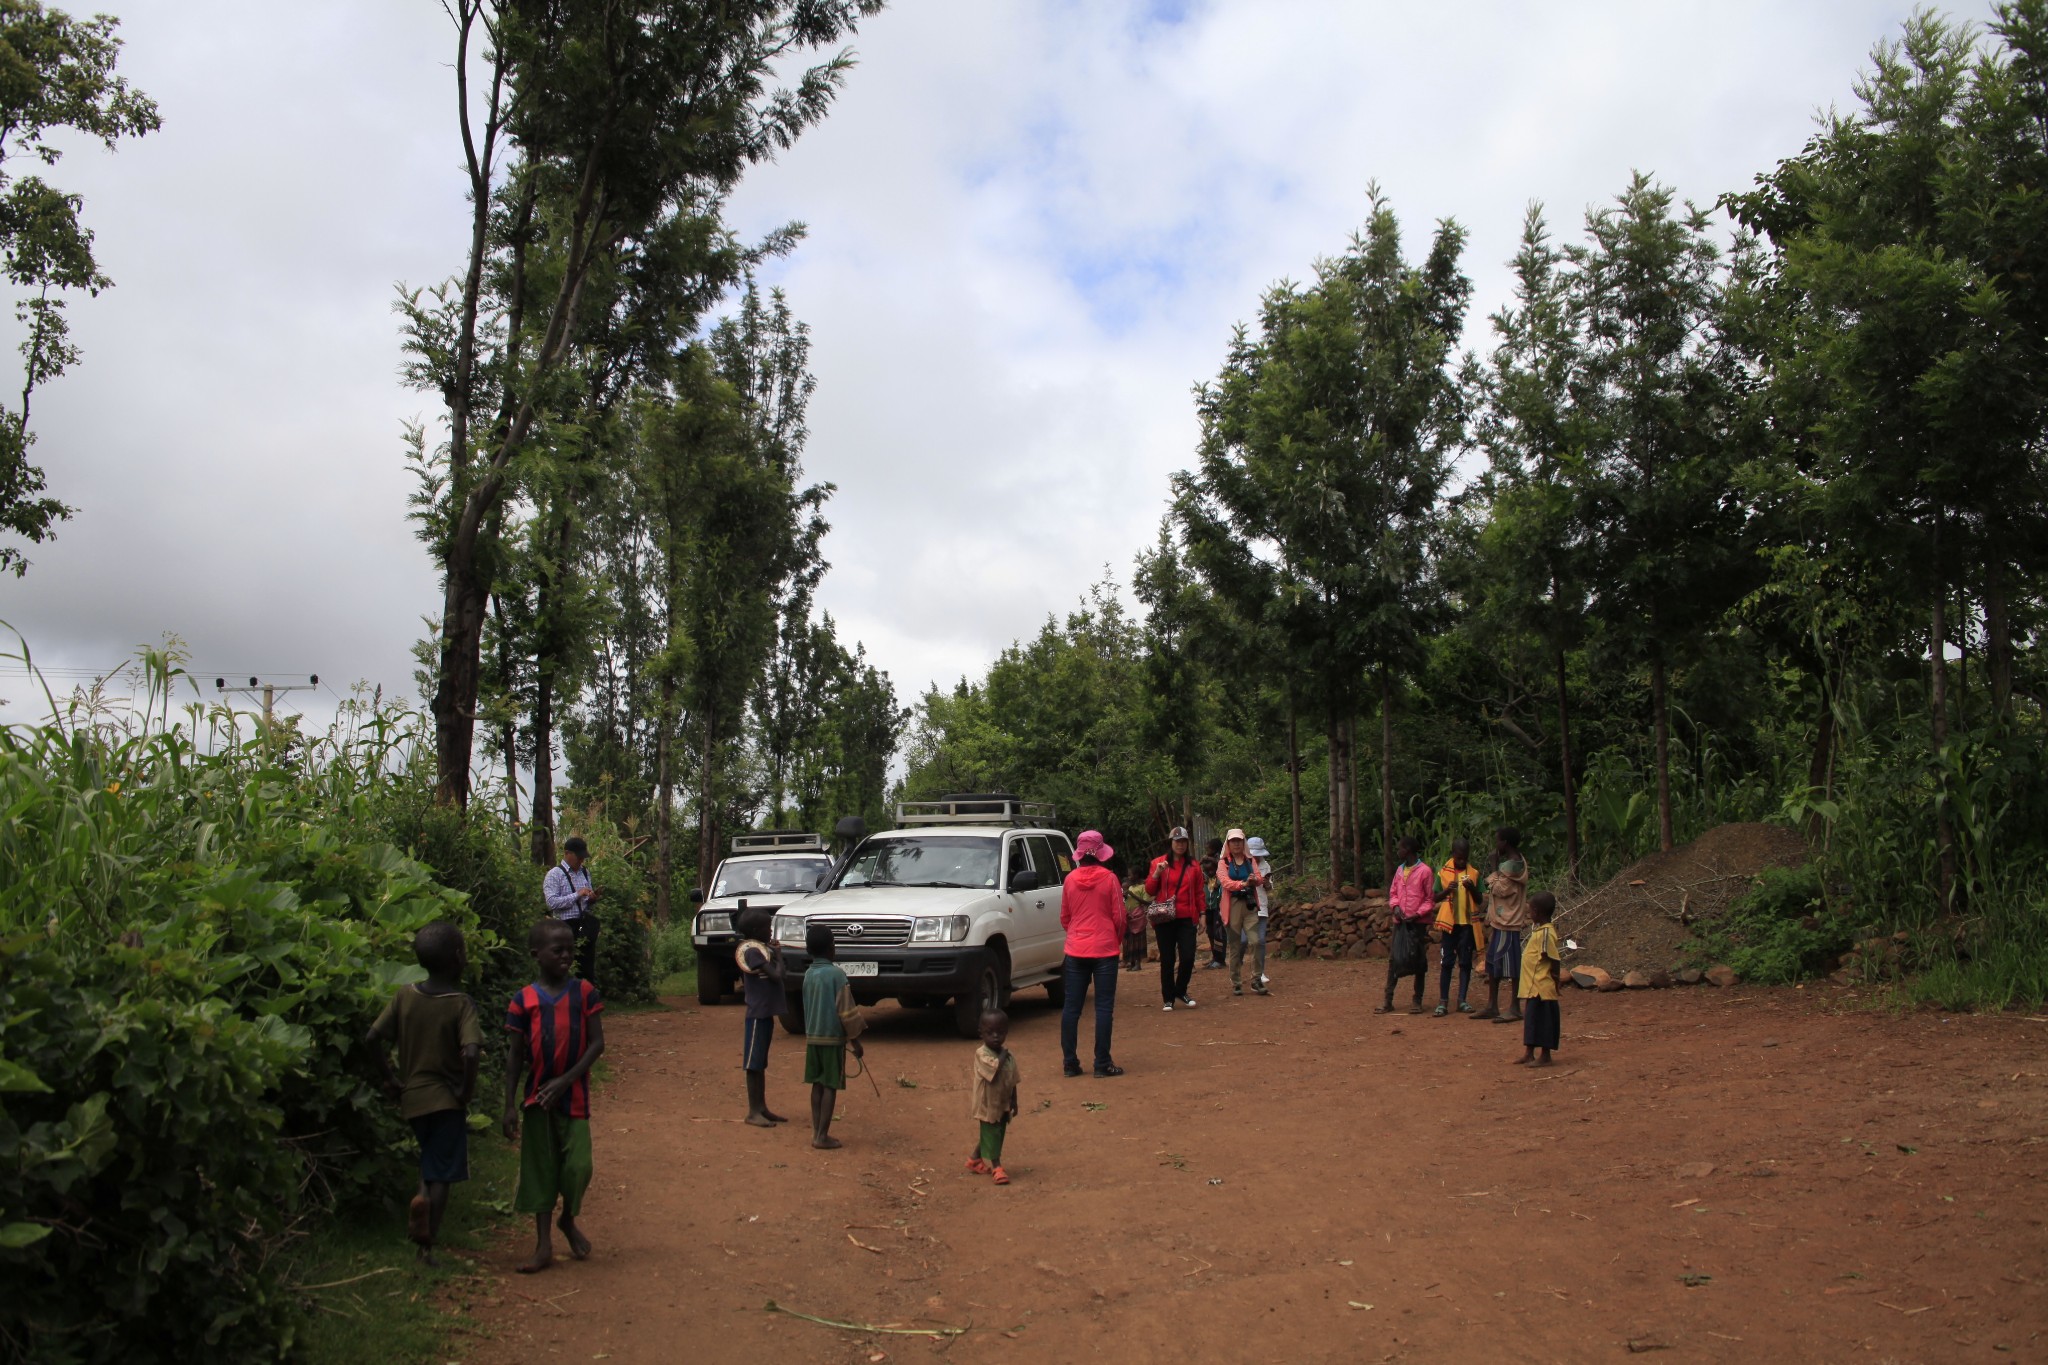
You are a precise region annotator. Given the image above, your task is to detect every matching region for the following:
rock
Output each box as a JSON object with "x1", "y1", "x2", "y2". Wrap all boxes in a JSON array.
[
  {"x1": 1343, "y1": 940, "x2": 1370, "y2": 960},
  {"x1": 1646, "y1": 969, "x2": 1674, "y2": 989},
  {"x1": 1598, "y1": 974, "x2": 1625, "y2": 992},
  {"x1": 1675, "y1": 968, "x2": 1704, "y2": 986},
  {"x1": 1705, "y1": 964, "x2": 1739, "y2": 988},
  {"x1": 1340, "y1": 884, "x2": 1361, "y2": 900},
  {"x1": 1828, "y1": 970, "x2": 1855, "y2": 986},
  {"x1": 1675, "y1": 1161, "x2": 1715, "y2": 1179},
  {"x1": 1761, "y1": 1038, "x2": 1778, "y2": 1048},
  {"x1": 1569, "y1": 965, "x2": 1613, "y2": 991},
  {"x1": 1623, "y1": 970, "x2": 1652, "y2": 990}
]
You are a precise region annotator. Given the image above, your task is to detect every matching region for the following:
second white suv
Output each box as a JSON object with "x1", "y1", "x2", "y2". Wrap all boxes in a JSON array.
[{"x1": 772, "y1": 796, "x2": 1074, "y2": 1037}]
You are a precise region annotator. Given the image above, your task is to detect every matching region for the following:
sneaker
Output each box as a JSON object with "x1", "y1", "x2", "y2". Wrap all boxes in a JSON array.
[
  {"x1": 1233, "y1": 985, "x2": 1243, "y2": 996},
  {"x1": 1258, "y1": 974, "x2": 1271, "y2": 986},
  {"x1": 1251, "y1": 984, "x2": 1270, "y2": 996},
  {"x1": 1063, "y1": 1062, "x2": 1084, "y2": 1078},
  {"x1": 1162, "y1": 1002, "x2": 1175, "y2": 1012},
  {"x1": 1178, "y1": 996, "x2": 1198, "y2": 1009},
  {"x1": 1094, "y1": 1064, "x2": 1125, "y2": 1077}
]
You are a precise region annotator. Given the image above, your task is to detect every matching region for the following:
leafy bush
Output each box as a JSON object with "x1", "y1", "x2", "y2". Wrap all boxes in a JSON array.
[
  {"x1": 652, "y1": 915, "x2": 697, "y2": 983},
  {"x1": 1689, "y1": 864, "x2": 1847, "y2": 984}
]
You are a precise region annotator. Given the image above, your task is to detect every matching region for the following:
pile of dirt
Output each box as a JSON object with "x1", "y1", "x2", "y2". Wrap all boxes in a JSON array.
[{"x1": 1558, "y1": 821, "x2": 1810, "y2": 975}]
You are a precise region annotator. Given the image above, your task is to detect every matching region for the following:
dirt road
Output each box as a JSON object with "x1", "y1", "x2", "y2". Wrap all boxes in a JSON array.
[{"x1": 458, "y1": 962, "x2": 2048, "y2": 1363}]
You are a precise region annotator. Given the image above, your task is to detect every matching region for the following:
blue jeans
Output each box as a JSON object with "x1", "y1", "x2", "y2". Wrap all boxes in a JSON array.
[{"x1": 1060, "y1": 954, "x2": 1118, "y2": 1070}]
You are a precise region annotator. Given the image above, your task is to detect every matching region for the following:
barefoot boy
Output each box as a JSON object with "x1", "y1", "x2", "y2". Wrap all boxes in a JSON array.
[
  {"x1": 966, "y1": 1007, "x2": 1020, "y2": 1185},
  {"x1": 734, "y1": 906, "x2": 789, "y2": 1128},
  {"x1": 367, "y1": 921, "x2": 482, "y2": 1265},
  {"x1": 1377, "y1": 835, "x2": 1434, "y2": 1015},
  {"x1": 502, "y1": 919, "x2": 606, "y2": 1274},
  {"x1": 1517, "y1": 891, "x2": 1563, "y2": 1066},
  {"x1": 801, "y1": 922, "x2": 865, "y2": 1150},
  {"x1": 1476, "y1": 827, "x2": 1530, "y2": 1024}
]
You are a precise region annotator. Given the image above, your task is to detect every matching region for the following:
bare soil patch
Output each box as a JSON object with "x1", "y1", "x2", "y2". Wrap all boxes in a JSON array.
[
  {"x1": 454, "y1": 962, "x2": 2047, "y2": 1364},
  {"x1": 1559, "y1": 822, "x2": 1811, "y2": 975}
]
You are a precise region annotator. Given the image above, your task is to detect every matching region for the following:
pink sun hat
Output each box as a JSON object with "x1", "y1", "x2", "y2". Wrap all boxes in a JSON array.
[{"x1": 1074, "y1": 829, "x2": 1114, "y2": 862}]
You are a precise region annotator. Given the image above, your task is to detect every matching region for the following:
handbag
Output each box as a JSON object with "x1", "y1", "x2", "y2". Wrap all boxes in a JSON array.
[{"x1": 1146, "y1": 859, "x2": 1192, "y2": 927}]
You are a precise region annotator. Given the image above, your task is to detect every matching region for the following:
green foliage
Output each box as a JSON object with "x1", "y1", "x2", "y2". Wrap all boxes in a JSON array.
[
  {"x1": 0, "y1": 0, "x2": 159, "y2": 573},
  {"x1": 1689, "y1": 865, "x2": 1846, "y2": 985},
  {"x1": 652, "y1": 916, "x2": 697, "y2": 983}
]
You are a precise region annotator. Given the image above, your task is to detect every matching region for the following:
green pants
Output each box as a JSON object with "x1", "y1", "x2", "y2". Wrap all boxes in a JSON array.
[
  {"x1": 977, "y1": 1120, "x2": 1007, "y2": 1164},
  {"x1": 515, "y1": 1108, "x2": 593, "y2": 1216}
]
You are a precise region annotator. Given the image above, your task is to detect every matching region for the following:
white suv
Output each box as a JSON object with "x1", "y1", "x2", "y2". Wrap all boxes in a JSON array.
[
  {"x1": 772, "y1": 797, "x2": 1074, "y2": 1037},
  {"x1": 690, "y1": 832, "x2": 833, "y2": 1006}
]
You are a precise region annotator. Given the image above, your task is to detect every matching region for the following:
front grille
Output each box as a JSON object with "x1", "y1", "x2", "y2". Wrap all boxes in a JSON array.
[{"x1": 809, "y1": 915, "x2": 912, "y2": 948}]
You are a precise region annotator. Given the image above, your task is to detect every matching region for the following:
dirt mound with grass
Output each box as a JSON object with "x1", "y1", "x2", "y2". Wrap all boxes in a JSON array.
[{"x1": 1557, "y1": 821, "x2": 1810, "y2": 975}]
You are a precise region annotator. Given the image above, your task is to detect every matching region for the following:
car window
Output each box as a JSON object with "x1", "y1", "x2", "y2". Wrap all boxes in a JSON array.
[
  {"x1": 1005, "y1": 837, "x2": 1031, "y2": 886},
  {"x1": 711, "y1": 857, "x2": 828, "y2": 898},
  {"x1": 1046, "y1": 835, "x2": 1074, "y2": 878},
  {"x1": 836, "y1": 835, "x2": 1000, "y2": 889},
  {"x1": 1026, "y1": 836, "x2": 1062, "y2": 886}
]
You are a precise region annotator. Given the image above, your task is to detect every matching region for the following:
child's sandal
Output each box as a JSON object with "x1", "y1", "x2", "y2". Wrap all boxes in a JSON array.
[
  {"x1": 965, "y1": 1156, "x2": 990, "y2": 1175},
  {"x1": 990, "y1": 1165, "x2": 1010, "y2": 1185}
]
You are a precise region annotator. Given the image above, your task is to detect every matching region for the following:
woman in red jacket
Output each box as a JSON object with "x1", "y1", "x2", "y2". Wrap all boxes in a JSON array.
[
  {"x1": 1144, "y1": 826, "x2": 1204, "y2": 1010},
  {"x1": 1059, "y1": 830, "x2": 1126, "y2": 1077}
]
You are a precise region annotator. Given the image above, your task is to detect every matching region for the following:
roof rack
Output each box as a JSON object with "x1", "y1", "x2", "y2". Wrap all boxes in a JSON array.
[
  {"x1": 894, "y1": 796, "x2": 1057, "y2": 828},
  {"x1": 730, "y1": 831, "x2": 827, "y2": 854}
]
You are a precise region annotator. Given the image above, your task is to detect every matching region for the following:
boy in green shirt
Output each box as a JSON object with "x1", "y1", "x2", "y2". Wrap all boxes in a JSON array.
[
  {"x1": 367, "y1": 921, "x2": 483, "y2": 1266},
  {"x1": 801, "y1": 922, "x2": 866, "y2": 1150}
]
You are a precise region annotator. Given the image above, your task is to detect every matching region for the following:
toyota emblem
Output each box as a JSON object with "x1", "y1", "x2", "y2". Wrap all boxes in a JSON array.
[{"x1": 845, "y1": 923, "x2": 864, "y2": 937}]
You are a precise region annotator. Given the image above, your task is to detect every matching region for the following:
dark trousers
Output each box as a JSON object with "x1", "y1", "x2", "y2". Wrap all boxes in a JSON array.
[
  {"x1": 567, "y1": 914, "x2": 599, "y2": 986},
  {"x1": 1204, "y1": 903, "x2": 1226, "y2": 964},
  {"x1": 1523, "y1": 997, "x2": 1561, "y2": 1050},
  {"x1": 1155, "y1": 917, "x2": 1197, "y2": 1003},
  {"x1": 1438, "y1": 924, "x2": 1475, "y2": 1004},
  {"x1": 1060, "y1": 954, "x2": 1118, "y2": 1070}
]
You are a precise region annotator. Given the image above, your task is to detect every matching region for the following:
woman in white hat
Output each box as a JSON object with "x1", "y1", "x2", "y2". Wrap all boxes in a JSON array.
[{"x1": 1217, "y1": 829, "x2": 1269, "y2": 997}]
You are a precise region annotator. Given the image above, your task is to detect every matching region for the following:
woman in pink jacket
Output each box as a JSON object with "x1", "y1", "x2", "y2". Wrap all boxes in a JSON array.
[
  {"x1": 1059, "y1": 830, "x2": 1126, "y2": 1077},
  {"x1": 1378, "y1": 833, "x2": 1435, "y2": 1014}
]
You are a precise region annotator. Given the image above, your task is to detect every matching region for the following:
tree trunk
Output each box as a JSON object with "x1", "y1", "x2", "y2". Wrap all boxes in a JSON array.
[
  {"x1": 502, "y1": 716, "x2": 521, "y2": 832},
  {"x1": 697, "y1": 705, "x2": 719, "y2": 898},
  {"x1": 1553, "y1": 644, "x2": 1580, "y2": 884},
  {"x1": 1650, "y1": 657, "x2": 1674, "y2": 853},
  {"x1": 1286, "y1": 703, "x2": 1304, "y2": 876},
  {"x1": 1347, "y1": 715, "x2": 1364, "y2": 888},
  {"x1": 1379, "y1": 670, "x2": 1395, "y2": 889},
  {"x1": 430, "y1": 559, "x2": 488, "y2": 807},
  {"x1": 1326, "y1": 717, "x2": 1342, "y2": 893},
  {"x1": 1985, "y1": 548, "x2": 2013, "y2": 720},
  {"x1": 528, "y1": 668, "x2": 556, "y2": 867},
  {"x1": 1930, "y1": 515, "x2": 1956, "y2": 912},
  {"x1": 654, "y1": 674, "x2": 675, "y2": 924},
  {"x1": 1805, "y1": 680, "x2": 1835, "y2": 842}
]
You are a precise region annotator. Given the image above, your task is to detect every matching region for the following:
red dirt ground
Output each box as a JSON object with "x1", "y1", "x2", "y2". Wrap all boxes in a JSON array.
[{"x1": 455, "y1": 963, "x2": 2048, "y2": 1364}]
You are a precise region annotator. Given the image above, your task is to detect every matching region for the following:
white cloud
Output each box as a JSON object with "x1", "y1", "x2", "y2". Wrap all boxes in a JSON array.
[{"x1": 0, "y1": 0, "x2": 1983, "y2": 734}]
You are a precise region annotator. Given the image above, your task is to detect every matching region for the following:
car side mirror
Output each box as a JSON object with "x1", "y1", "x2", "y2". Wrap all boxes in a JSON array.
[
  {"x1": 835, "y1": 814, "x2": 867, "y2": 845},
  {"x1": 689, "y1": 888, "x2": 704, "y2": 905},
  {"x1": 1007, "y1": 869, "x2": 1038, "y2": 894}
]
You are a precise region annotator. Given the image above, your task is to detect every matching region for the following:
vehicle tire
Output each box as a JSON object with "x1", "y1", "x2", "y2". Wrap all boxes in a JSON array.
[
  {"x1": 1042, "y1": 976, "x2": 1065, "y2": 1007},
  {"x1": 697, "y1": 962, "x2": 724, "y2": 1006},
  {"x1": 953, "y1": 956, "x2": 1011, "y2": 1038},
  {"x1": 777, "y1": 1009, "x2": 805, "y2": 1037}
]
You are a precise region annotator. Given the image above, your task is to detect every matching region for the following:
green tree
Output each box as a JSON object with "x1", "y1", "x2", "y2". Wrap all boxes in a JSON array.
[
  {"x1": 402, "y1": 0, "x2": 880, "y2": 807},
  {"x1": 0, "y1": 0, "x2": 156, "y2": 574}
]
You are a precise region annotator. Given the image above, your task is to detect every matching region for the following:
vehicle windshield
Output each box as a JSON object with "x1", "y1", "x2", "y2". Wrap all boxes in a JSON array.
[
  {"x1": 710, "y1": 857, "x2": 829, "y2": 899},
  {"x1": 835, "y1": 835, "x2": 1000, "y2": 890}
]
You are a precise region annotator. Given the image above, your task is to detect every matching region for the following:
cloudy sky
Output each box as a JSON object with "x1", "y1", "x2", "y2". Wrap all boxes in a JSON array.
[{"x1": 0, "y1": 0, "x2": 1986, "y2": 737}]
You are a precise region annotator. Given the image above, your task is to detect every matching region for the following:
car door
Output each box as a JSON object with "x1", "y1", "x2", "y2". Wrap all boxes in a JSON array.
[{"x1": 1021, "y1": 834, "x2": 1067, "y2": 976}]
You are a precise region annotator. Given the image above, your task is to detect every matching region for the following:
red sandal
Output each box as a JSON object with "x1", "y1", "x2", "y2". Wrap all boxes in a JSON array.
[
  {"x1": 990, "y1": 1165, "x2": 1010, "y2": 1185},
  {"x1": 965, "y1": 1156, "x2": 990, "y2": 1175}
]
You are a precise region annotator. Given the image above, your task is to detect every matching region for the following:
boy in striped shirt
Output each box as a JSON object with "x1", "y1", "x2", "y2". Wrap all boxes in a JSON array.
[{"x1": 502, "y1": 919, "x2": 606, "y2": 1274}]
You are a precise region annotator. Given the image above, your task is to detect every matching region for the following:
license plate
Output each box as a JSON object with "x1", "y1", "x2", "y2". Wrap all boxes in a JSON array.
[{"x1": 841, "y1": 960, "x2": 878, "y2": 977}]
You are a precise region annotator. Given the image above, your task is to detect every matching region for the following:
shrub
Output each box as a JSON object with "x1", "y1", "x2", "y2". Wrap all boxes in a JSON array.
[{"x1": 1689, "y1": 864, "x2": 1847, "y2": 984}]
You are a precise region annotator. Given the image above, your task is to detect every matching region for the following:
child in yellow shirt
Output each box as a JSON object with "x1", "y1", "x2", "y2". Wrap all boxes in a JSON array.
[{"x1": 1516, "y1": 891, "x2": 1562, "y2": 1066}]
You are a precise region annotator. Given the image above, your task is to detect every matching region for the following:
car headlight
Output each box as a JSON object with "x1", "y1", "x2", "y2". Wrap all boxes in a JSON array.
[
  {"x1": 911, "y1": 915, "x2": 970, "y2": 943},
  {"x1": 696, "y1": 912, "x2": 733, "y2": 936},
  {"x1": 773, "y1": 913, "x2": 804, "y2": 946}
]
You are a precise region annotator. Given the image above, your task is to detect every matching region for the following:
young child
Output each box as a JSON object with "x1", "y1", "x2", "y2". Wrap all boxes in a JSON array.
[
  {"x1": 502, "y1": 918, "x2": 606, "y2": 1274},
  {"x1": 965, "y1": 1007, "x2": 1020, "y2": 1185},
  {"x1": 367, "y1": 920, "x2": 482, "y2": 1265},
  {"x1": 1202, "y1": 837, "x2": 1227, "y2": 969},
  {"x1": 1246, "y1": 835, "x2": 1275, "y2": 994},
  {"x1": 801, "y1": 921, "x2": 866, "y2": 1150},
  {"x1": 1476, "y1": 827, "x2": 1530, "y2": 1024},
  {"x1": 1121, "y1": 880, "x2": 1149, "y2": 972},
  {"x1": 734, "y1": 906, "x2": 789, "y2": 1128},
  {"x1": 1377, "y1": 835, "x2": 1435, "y2": 1014},
  {"x1": 1433, "y1": 837, "x2": 1482, "y2": 1017},
  {"x1": 1517, "y1": 891, "x2": 1563, "y2": 1066}
]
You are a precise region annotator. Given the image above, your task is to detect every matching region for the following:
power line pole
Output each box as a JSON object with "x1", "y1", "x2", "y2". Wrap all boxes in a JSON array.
[{"x1": 215, "y1": 675, "x2": 320, "y2": 726}]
